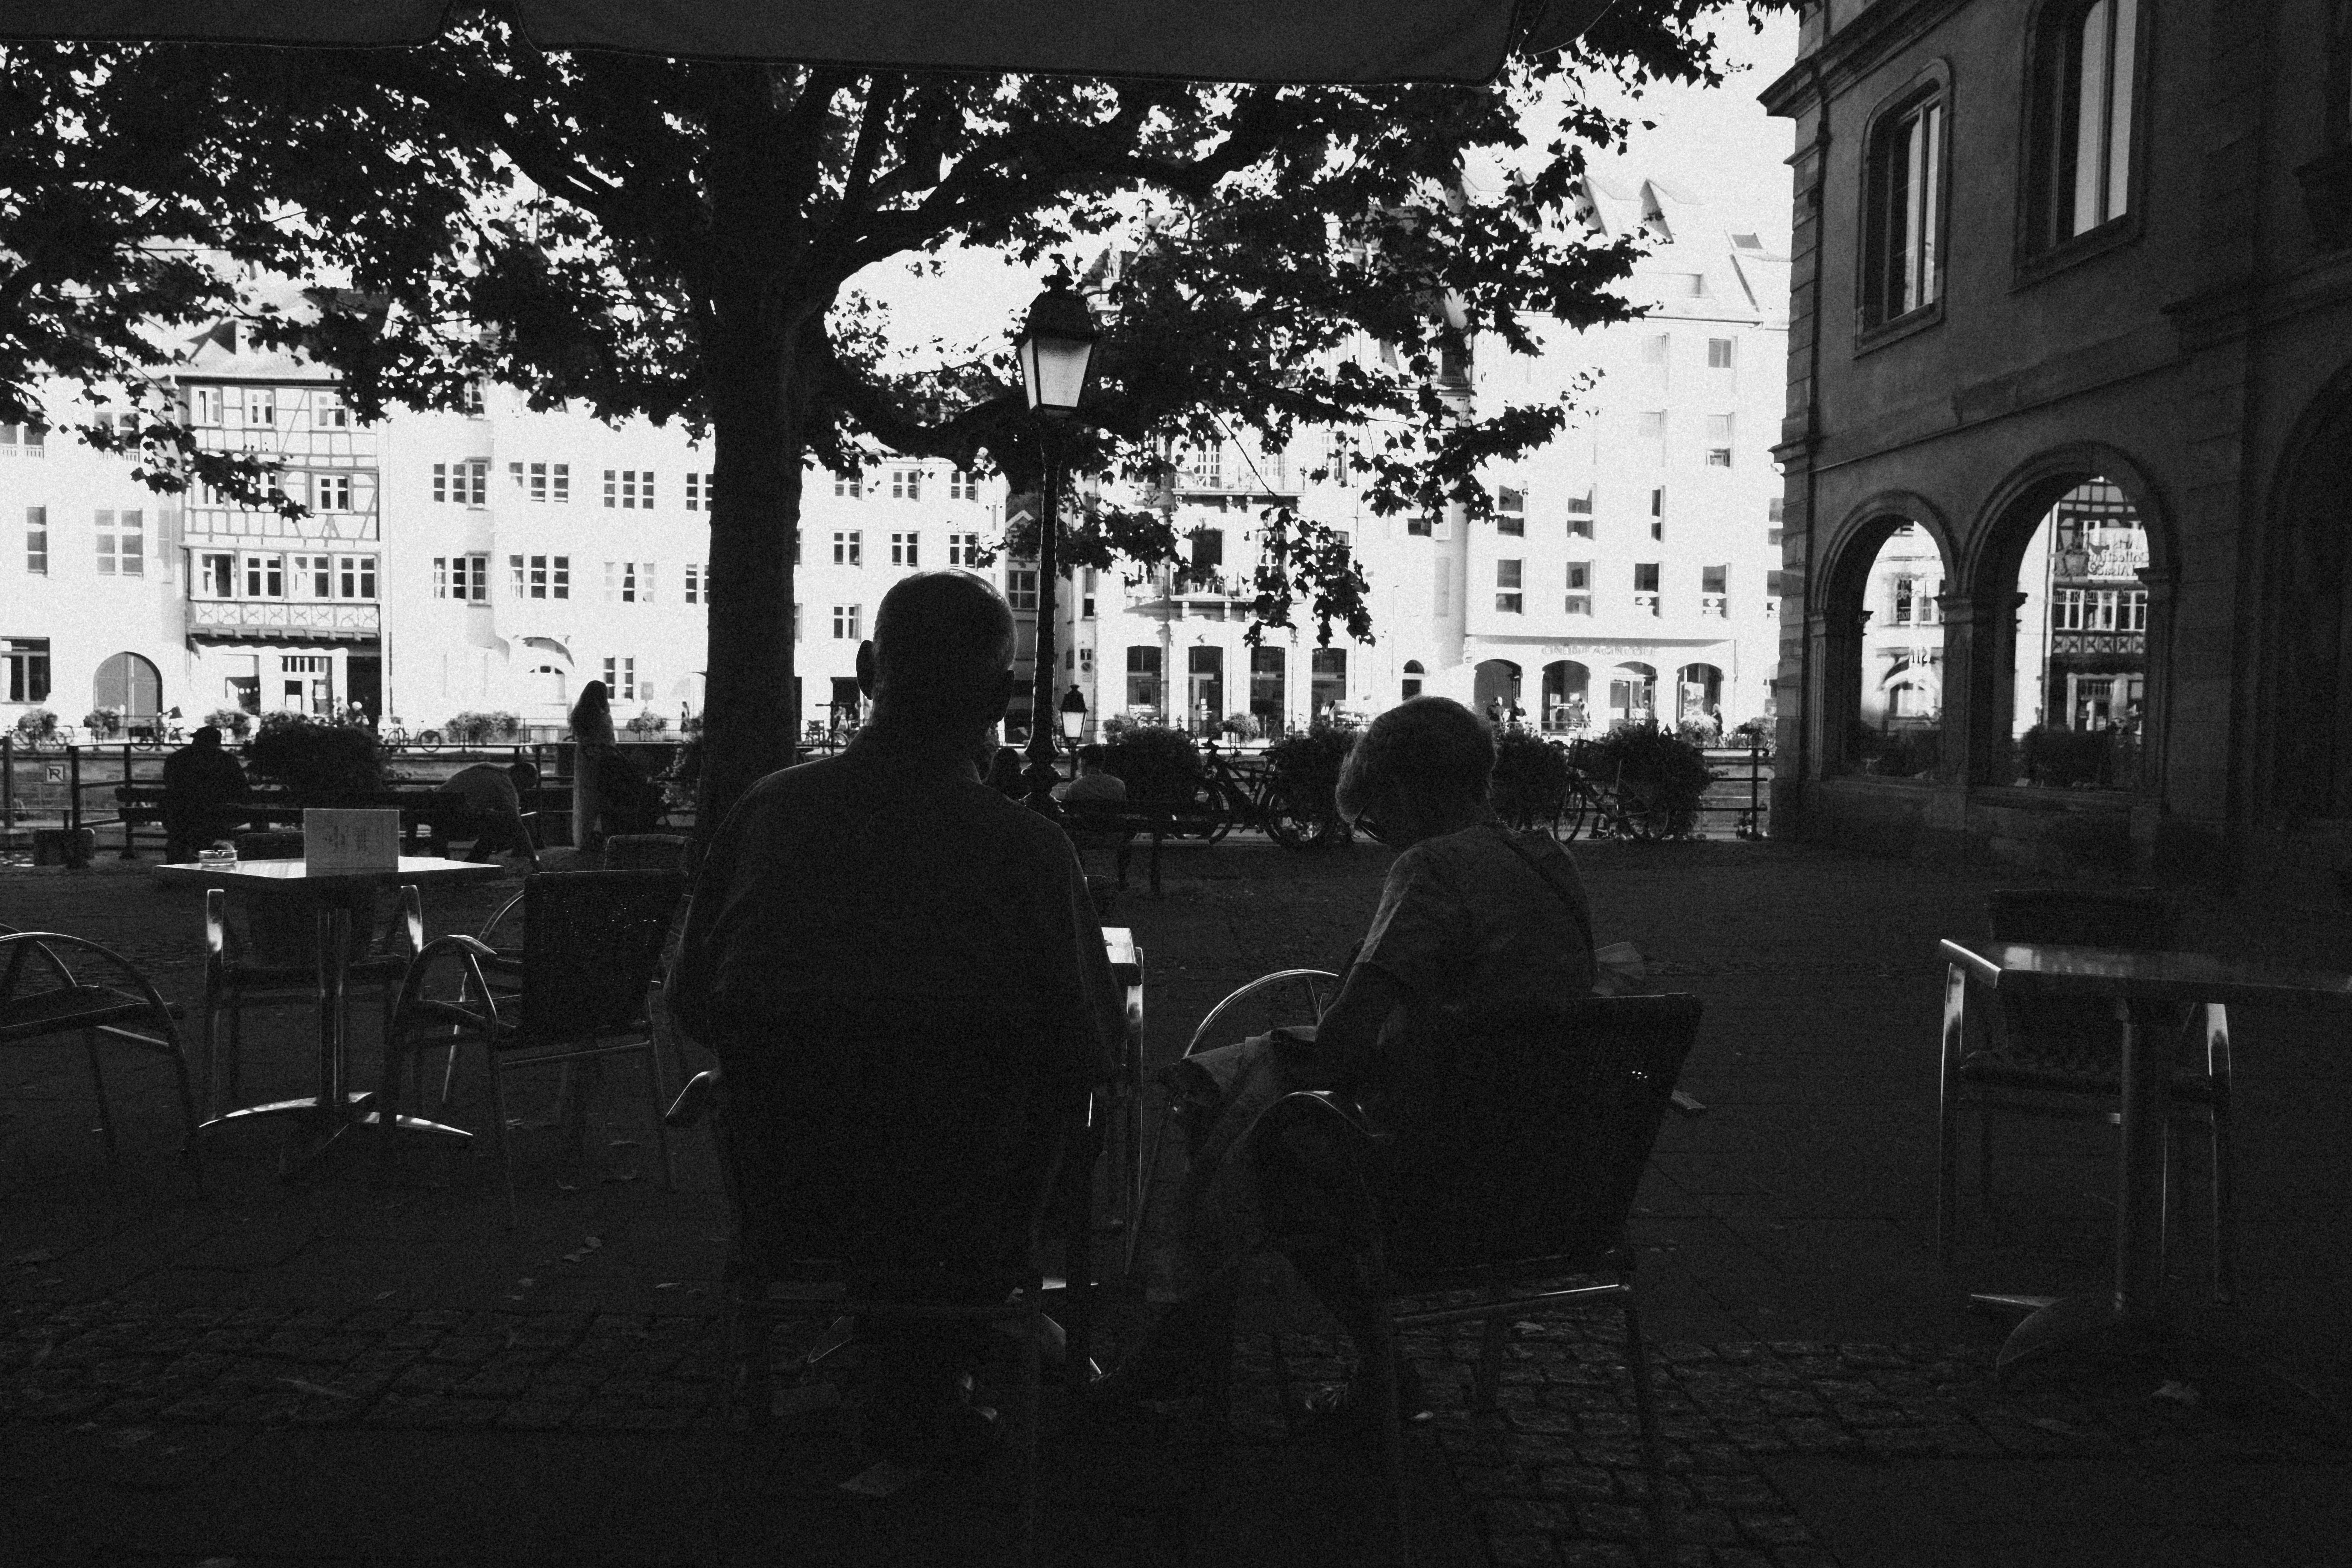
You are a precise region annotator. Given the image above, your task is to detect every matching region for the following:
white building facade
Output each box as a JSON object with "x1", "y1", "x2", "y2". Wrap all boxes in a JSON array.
[{"x1": 5, "y1": 188, "x2": 1786, "y2": 748}]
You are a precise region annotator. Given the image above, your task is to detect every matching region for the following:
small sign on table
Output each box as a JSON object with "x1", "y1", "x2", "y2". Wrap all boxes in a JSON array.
[{"x1": 303, "y1": 808, "x2": 401, "y2": 874}]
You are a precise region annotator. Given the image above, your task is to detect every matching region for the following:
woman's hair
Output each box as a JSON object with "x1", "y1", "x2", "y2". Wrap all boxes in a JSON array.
[
  {"x1": 1335, "y1": 696, "x2": 1495, "y2": 825},
  {"x1": 569, "y1": 681, "x2": 609, "y2": 726}
]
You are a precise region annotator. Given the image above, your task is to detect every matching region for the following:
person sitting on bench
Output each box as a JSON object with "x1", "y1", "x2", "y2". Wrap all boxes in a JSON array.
[{"x1": 162, "y1": 725, "x2": 250, "y2": 862}]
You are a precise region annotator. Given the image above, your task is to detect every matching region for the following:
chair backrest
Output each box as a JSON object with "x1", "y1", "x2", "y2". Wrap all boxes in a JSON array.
[
  {"x1": 1373, "y1": 993, "x2": 1703, "y2": 1277},
  {"x1": 602, "y1": 833, "x2": 689, "y2": 871},
  {"x1": 712, "y1": 994, "x2": 1072, "y2": 1278},
  {"x1": 516, "y1": 870, "x2": 686, "y2": 1040}
]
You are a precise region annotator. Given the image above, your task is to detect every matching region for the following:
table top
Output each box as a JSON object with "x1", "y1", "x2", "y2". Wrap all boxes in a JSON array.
[
  {"x1": 1941, "y1": 938, "x2": 2352, "y2": 1009},
  {"x1": 1102, "y1": 925, "x2": 1140, "y2": 986},
  {"x1": 152, "y1": 856, "x2": 508, "y2": 892}
]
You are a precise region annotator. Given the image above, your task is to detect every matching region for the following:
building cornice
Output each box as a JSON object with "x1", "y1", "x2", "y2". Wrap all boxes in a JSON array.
[{"x1": 1759, "y1": 0, "x2": 1973, "y2": 117}]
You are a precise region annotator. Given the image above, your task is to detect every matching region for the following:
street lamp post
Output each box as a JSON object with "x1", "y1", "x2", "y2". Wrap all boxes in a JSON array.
[{"x1": 1013, "y1": 278, "x2": 1098, "y2": 814}]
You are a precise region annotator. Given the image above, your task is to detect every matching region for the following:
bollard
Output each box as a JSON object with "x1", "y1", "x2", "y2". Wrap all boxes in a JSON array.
[
  {"x1": 67, "y1": 745, "x2": 80, "y2": 834},
  {"x1": 2, "y1": 734, "x2": 12, "y2": 833}
]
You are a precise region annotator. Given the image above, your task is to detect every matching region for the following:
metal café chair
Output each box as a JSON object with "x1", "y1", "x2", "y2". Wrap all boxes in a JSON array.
[
  {"x1": 1131, "y1": 965, "x2": 1339, "y2": 1276},
  {"x1": 381, "y1": 870, "x2": 683, "y2": 1225},
  {"x1": 1256, "y1": 993, "x2": 1705, "y2": 1568},
  {"x1": 1937, "y1": 887, "x2": 2235, "y2": 1300},
  {"x1": 199, "y1": 830, "x2": 423, "y2": 1119},
  {"x1": 0, "y1": 925, "x2": 205, "y2": 1176}
]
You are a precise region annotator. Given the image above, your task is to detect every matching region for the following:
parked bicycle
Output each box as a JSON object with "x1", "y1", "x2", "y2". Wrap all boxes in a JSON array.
[{"x1": 1195, "y1": 744, "x2": 1346, "y2": 849}]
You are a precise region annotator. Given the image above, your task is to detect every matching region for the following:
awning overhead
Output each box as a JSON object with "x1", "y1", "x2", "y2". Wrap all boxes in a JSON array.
[
  {"x1": 0, "y1": 0, "x2": 1611, "y2": 83},
  {"x1": 521, "y1": 635, "x2": 573, "y2": 663}
]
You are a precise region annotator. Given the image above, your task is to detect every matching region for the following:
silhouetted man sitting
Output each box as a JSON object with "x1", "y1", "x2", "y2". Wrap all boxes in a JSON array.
[
  {"x1": 162, "y1": 725, "x2": 249, "y2": 862},
  {"x1": 674, "y1": 571, "x2": 1121, "y2": 1467}
]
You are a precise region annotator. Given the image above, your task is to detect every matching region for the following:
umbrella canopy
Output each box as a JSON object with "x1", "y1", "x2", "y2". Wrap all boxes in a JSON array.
[{"x1": 0, "y1": 0, "x2": 1610, "y2": 82}]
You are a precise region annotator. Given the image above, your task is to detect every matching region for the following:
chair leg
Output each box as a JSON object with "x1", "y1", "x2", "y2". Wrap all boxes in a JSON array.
[
  {"x1": 1473, "y1": 1306, "x2": 1510, "y2": 1415},
  {"x1": 158, "y1": 1027, "x2": 205, "y2": 1185},
  {"x1": 224, "y1": 1004, "x2": 245, "y2": 1113},
  {"x1": 1620, "y1": 1288, "x2": 1674, "y2": 1568},
  {"x1": 2208, "y1": 1101, "x2": 2237, "y2": 1306},
  {"x1": 1363, "y1": 1299, "x2": 1413, "y2": 1568},
  {"x1": 200, "y1": 990, "x2": 223, "y2": 1121},
  {"x1": 1935, "y1": 1096, "x2": 1960, "y2": 1272},
  {"x1": 488, "y1": 1057, "x2": 519, "y2": 1229},
  {"x1": 81, "y1": 1029, "x2": 119, "y2": 1162},
  {"x1": 1018, "y1": 1290, "x2": 1043, "y2": 1568}
]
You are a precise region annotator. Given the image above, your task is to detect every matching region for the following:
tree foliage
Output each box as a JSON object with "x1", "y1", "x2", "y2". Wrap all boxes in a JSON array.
[{"x1": 0, "y1": 1, "x2": 1778, "y2": 819}]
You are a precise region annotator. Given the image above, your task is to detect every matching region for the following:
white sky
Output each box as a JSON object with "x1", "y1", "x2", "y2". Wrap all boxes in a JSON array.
[{"x1": 848, "y1": 12, "x2": 1800, "y2": 369}]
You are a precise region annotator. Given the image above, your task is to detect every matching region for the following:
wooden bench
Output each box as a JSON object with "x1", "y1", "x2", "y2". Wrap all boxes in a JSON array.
[
  {"x1": 114, "y1": 784, "x2": 571, "y2": 860},
  {"x1": 1061, "y1": 798, "x2": 1224, "y2": 896}
]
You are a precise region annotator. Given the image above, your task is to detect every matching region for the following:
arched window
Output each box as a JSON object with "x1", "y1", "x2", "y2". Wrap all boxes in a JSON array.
[
  {"x1": 1541, "y1": 660, "x2": 1589, "y2": 732},
  {"x1": 1472, "y1": 659, "x2": 1521, "y2": 717},
  {"x1": 2009, "y1": 478, "x2": 2149, "y2": 787},
  {"x1": 1400, "y1": 658, "x2": 1424, "y2": 701},
  {"x1": 1862, "y1": 82, "x2": 1946, "y2": 328},
  {"x1": 93, "y1": 652, "x2": 162, "y2": 717}
]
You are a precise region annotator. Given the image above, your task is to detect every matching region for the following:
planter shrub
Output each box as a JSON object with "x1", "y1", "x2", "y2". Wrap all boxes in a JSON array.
[
  {"x1": 12, "y1": 709, "x2": 58, "y2": 743},
  {"x1": 1104, "y1": 724, "x2": 1202, "y2": 805},
  {"x1": 1586, "y1": 722, "x2": 1713, "y2": 838},
  {"x1": 443, "y1": 711, "x2": 522, "y2": 746},
  {"x1": 1265, "y1": 718, "x2": 1360, "y2": 828},
  {"x1": 245, "y1": 713, "x2": 387, "y2": 799},
  {"x1": 204, "y1": 707, "x2": 254, "y2": 740},
  {"x1": 1492, "y1": 728, "x2": 1571, "y2": 830}
]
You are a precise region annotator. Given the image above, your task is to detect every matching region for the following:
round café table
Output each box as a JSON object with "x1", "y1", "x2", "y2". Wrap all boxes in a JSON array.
[{"x1": 154, "y1": 855, "x2": 506, "y2": 1168}]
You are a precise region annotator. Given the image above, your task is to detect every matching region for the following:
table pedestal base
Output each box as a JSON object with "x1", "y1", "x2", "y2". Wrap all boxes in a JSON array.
[
  {"x1": 199, "y1": 1092, "x2": 472, "y2": 1171},
  {"x1": 1988, "y1": 1292, "x2": 2172, "y2": 1380}
]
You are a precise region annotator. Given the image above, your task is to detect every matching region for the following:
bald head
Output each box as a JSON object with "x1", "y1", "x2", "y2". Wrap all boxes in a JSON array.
[{"x1": 858, "y1": 571, "x2": 1018, "y2": 731}]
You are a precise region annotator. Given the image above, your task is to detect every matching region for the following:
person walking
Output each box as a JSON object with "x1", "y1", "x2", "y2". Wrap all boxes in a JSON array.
[{"x1": 567, "y1": 680, "x2": 618, "y2": 854}]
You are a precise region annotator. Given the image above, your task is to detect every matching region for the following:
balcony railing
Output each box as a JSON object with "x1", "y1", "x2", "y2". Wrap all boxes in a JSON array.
[{"x1": 187, "y1": 599, "x2": 381, "y2": 642}]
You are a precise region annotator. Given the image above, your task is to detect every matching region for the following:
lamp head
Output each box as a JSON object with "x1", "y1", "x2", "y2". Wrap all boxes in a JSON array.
[
  {"x1": 1058, "y1": 682, "x2": 1087, "y2": 739},
  {"x1": 1015, "y1": 279, "x2": 1099, "y2": 417}
]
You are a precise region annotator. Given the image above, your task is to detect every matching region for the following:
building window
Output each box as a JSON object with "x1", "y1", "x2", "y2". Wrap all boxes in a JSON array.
[
  {"x1": 1407, "y1": 515, "x2": 1434, "y2": 537},
  {"x1": 336, "y1": 554, "x2": 377, "y2": 599},
  {"x1": 1634, "y1": 561, "x2": 1661, "y2": 616},
  {"x1": 197, "y1": 551, "x2": 233, "y2": 597},
  {"x1": 1641, "y1": 332, "x2": 1669, "y2": 371},
  {"x1": 432, "y1": 460, "x2": 487, "y2": 506},
  {"x1": 947, "y1": 531, "x2": 982, "y2": 566},
  {"x1": 1081, "y1": 567, "x2": 1097, "y2": 620},
  {"x1": 603, "y1": 469, "x2": 653, "y2": 509},
  {"x1": 1008, "y1": 568, "x2": 1038, "y2": 612},
  {"x1": 1650, "y1": 488, "x2": 1665, "y2": 541},
  {"x1": 1494, "y1": 559, "x2": 1523, "y2": 614},
  {"x1": 949, "y1": 468, "x2": 978, "y2": 502},
  {"x1": 313, "y1": 472, "x2": 352, "y2": 512},
  {"x1": 1707, "y1": 337, "x2": 1736, "y2": 369},
  {"x1": 243, "y1": 552, "x2": 283, "y2": 598},
  {"x1": 2029, "y1": 0, "x2": 2139, "y2": 249},
  {"x1": 461, "y1": 381, "x2": 485, "y2": 416},
  {"x1": 686, "y1": 471, "x2": 714, "y2": 511},
  {"x1": 891, "y1": 531, "x2": 919, "y2": 567},
  {"x1": 683, "y1": 563, "x2": 702, "y2": 603},
  {"x1": 835, "y1": 472, "x2": 864, "y2": 499},
  {"x1": 831, "y1": 604, "x2": 861, "y2": 640},
  {"x1": 1701, "y1": 564, "x2": 1729, "y2": 617},
  {"x1": 3, "y1": 637, "x2": 51, "y2": 703},
  {"x1": 891, "y1": 468, "x2": 922, "y2": 501},
  {"x1": 516, "y1": 461, "x2": 568, "y2": 503},
  {"x1": 602, "y1": 656, "x2": 638, "y2": 700},
  {"x1": 24, "y1": 506, "x2": 46, "y2": 574},
  {"x1": 94, "y1": 510, "x2": 144, "y2": 577},
  {"x1": 291, "y1": 553, "x2": 333, "y2": 599},
  {"x1": 434, "y1": 554, "x2": 487, "y2": 602},
  {"x1": 604, "y1": 560, "x2": 653, "y2": 603},
  {"x1": 1638, "y1": 409, "x2": 1668, "y2": 464},
  {"x1": 1495, "y1": 485, "x2": 1527, "y2": 536},
  {"x1": 833, "y1": 530, "x2": 862, "y2": 567},
  {"x1": 1865, "y1": 91, "x2": 1945, "y2": 324},
  {"x1": 312, "y1": 390, "x2": 348, "y2": 429},
  {"x1": 189, "y1": 388, "x2": 224, "y2": 426},
  {"x1": 1705, "y1": 415, "x2": 1734, "y2": 467},
  {"x1": 509, "y1": 554, "x2": 567, "y2": 600},
  {"x1": 1126, "y1": 645, "x2": 1162, "y2": 708}
]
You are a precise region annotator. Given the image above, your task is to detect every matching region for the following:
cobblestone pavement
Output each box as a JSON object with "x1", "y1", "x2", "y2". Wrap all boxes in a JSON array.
[
  {"x1": 5, "y1": 1283, "x2": 2339, "y2": 1566},
  {"x1": 5, "y1": 839, "x2": 2351, "y2": 1565}
]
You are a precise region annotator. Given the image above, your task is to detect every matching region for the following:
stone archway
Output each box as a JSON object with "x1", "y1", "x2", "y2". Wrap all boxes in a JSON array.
[
  {"x1": 1472, "y1": 658, "x2": 1522, "y2": 718},
  {"x1": 2262, "y1": 378, "x2": 2352, "y2": 819},
  {"x1": 1807, "y1": 492, "x2": 1959, "y2": 780},
  {"x1": 1958, "y1": 446, "x2": 2171, "y2": 792}
]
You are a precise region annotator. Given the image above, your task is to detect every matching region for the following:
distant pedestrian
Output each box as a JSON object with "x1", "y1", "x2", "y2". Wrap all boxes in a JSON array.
[
  {"x1": 438, "y1": 760, "x2": 543, "y2": 870},
  {"x1": 1484, "y1": 696, "x2": 1503, "y2": 726},
  {"x1": 161, "y1": 726, "x2": 249, "y2": 862},
  {"x1": 986, "y1": 744, "x2": 1026, "y2": 796},
  {"x1": 568, "y1": 680, "x2": 618, "y2": 854}
]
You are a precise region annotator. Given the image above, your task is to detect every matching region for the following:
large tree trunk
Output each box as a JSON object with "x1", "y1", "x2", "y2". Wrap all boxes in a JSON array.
[{"x1": 693, "y1": 75, "x2": 819, "y2": 840}]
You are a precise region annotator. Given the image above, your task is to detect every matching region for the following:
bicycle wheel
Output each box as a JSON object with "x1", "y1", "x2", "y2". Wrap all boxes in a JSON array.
[
  {"x1": 1196, "y1": 775, "x2": 1237, "y2": 843},
  {"x1": 1260, "y1": 779, "x2": 1321, "y2": 849}
]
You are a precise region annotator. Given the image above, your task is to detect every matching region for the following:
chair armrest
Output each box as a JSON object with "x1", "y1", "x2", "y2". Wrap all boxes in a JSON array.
[
  {"x1": 1268, "y1": 1087, "x2": 1391, "y2": 1148},
  {"x1": 0, "y1": 931, "x2": 176, "y2": 1026},
  {"x1": 390, "y1": 933, "x2": 506, "y2": 1038},
  {"x1": 1184, "y1": 969, "x2": 1340, "y2": 1059}
]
